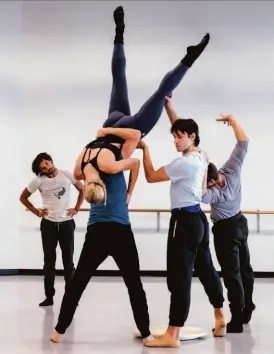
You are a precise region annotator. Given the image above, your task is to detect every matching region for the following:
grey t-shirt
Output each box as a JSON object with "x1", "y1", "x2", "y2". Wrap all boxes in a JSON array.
[{"x1": 202, "y1": 141, "x2": 248, "y2": 223}]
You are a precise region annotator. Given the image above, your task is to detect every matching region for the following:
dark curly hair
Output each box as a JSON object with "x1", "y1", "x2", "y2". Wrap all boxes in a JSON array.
[
  {"x1": 170, "y1": 118, "x2": 200, "y2": 146},
  {"x1": 207, "y1": 162, "x2": 218, "y2": 184},
  {"x1": 32, "y1": 152, "x2": 53, "y2": 176}
]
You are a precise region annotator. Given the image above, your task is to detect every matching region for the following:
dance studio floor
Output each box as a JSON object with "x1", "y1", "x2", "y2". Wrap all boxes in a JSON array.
[{"x1": 0, "y1": 276, "x2": 273, "y2": 354}]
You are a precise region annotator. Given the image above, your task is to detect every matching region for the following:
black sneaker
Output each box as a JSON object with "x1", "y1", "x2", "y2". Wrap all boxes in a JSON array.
[
  {"x1": 243, "y1": 304, "x2": 256, "y2": 324},
  {"x1": 227, "y1": 321, "x2": 243, "y2": 333},
  {"x1": 39, "y1": 297, "x2": 53, "y2": 307}
]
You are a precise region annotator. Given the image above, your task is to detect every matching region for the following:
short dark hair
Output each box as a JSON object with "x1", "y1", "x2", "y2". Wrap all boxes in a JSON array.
[
  {"x1": 32, "y1": 152, "x2": 53, "y2": 176},
  {"x1": 170, "y1": 118, "x2": 200, "y2": 146},
  {"x1": 207, "y1": 162, "x2": 218, "y2": 184}
]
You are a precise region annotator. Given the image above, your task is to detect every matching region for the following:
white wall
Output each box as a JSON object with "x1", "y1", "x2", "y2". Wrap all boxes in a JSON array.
[{"x1": 1, "y1": 1, "x2": 274, "y2": 271}]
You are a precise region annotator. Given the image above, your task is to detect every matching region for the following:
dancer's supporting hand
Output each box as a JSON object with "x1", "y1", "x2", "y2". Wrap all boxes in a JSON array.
[
  {"x1": 164, "y1": 93, "x2": 173, "y2": 106},
  {"x1": 164, "y1": 93, "x2": 178, "y2": 124}
]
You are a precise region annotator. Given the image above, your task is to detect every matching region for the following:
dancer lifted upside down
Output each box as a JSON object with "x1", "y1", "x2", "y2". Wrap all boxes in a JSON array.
[{"x1": 73, "y1": 5, "x2": 210, "y2": 206}]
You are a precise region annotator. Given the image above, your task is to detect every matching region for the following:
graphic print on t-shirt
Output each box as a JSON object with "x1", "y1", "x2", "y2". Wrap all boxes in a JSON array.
[{"x1": 53, "y1": 186, "x2": 66, "y2": 199}]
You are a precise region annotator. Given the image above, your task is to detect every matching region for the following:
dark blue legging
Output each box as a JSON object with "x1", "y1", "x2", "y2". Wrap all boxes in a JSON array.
[{"x1": 103, "y1": 43, "x2": 189, "y2": 137}]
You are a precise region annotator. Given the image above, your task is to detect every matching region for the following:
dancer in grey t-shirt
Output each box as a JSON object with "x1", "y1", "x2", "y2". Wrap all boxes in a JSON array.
[{"x1": 202, "y1": 114, "x2": 255, "y2": 333}]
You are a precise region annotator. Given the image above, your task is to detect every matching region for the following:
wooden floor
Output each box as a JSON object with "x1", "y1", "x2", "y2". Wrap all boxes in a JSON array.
[{"x1": 0, "y1": 276, "x2": 273, "y2": 354}]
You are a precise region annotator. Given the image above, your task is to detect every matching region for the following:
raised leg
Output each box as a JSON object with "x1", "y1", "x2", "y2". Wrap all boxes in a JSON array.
[
  {"x1": 103, "y1": 7, "x2": 131, "y2": 127},
  {"x1": 111, "y1": 33, "x2": 210, "y2": 137},
  {"x1": 110, "y1": 63, "x2": 188, "y2": 137},
  {"x1": 106, "y1": 44, "x2": 131, "y2": 118}
]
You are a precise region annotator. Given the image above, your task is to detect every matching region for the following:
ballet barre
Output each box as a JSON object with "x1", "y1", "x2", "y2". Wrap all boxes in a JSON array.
[
  {"x1": 29, "y1": 208, "x2": 274, "y2": 233},
  {"x1": 83, "y1": 208, "x2": 273, "y2": 233}
]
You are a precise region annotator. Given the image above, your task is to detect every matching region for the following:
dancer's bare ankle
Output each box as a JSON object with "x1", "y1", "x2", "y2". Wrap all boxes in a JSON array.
[
  {"x1": 167, "y1": 326, "x2": 180, "y2": 340},
  {"x1": 213, "y1": 309, "x2": 227, "y2": 337},
  {"x1": 214, "y1": 308, "x2": 225, "y2": 318},
  {"x1": 50, "y1": 331, "x2": 61, "y2": 343}
]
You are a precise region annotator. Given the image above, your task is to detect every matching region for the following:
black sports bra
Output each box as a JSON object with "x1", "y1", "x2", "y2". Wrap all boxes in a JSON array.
[{"x1": 81, "y1": 134, "x2": 125, "y2": 175}]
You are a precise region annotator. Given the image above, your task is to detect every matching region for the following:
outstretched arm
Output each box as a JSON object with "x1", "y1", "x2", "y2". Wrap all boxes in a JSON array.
[
  {"x1": 138, "y1": 141, "x2": 169, "y2": 183},
  {"x1": 217, "y1": 114, "x2": 249, "y2": 173},
  {"x1": 165, "y1": 94, "x2": 179, "y2": 124},
  {"x1": 216, "y1": 114, "x2": 249, "y2": 142},
  {"x1": 97, "y1": 127, "x2": 141, "y2": 159}
]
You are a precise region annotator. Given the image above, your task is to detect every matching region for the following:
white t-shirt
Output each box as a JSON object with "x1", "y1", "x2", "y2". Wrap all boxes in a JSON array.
[
  {"x1": 164, "y1": 151, "x2": 208, "y2": 209},
  {"x1": 27, "y1": 170, "x2": 76, "y2": 222}
]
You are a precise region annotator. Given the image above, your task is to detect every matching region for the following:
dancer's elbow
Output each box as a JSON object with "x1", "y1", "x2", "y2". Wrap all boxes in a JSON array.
[{"x1": 145, "y1": 172, "x2": 156, "y2": 183}]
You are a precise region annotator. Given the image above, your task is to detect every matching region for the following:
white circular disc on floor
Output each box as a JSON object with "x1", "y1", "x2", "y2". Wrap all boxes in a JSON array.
[{"x1": 134, "y1": 326, "x2": 207, "y2": 341}]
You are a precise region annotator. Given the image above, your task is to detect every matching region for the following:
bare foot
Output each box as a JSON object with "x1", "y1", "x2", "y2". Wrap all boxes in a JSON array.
[
  {"x1": 50, "y1": 331, "x2": 61, "y2": 343},
  {"x1": 144, "y1": 332, "x2": 181, "y2": 348},
  {"x1": 213, "y1": 313, "x2": 227, "y2": 337}
]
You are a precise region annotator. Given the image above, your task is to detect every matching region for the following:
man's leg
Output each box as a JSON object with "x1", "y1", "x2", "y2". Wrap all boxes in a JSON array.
[
  {"x1": 111, "y1": 224, "x2": 151, "y2": 341},
  {"x1": 40, "y1": 219, "x2": 58, "y2": 306},
  {"x1": 50, "y1": 224, "x2": 109, "y2": 342},
  {"x1": 213, "y1": 220, "x2": 245, "y2": 333},
  {"x1": 239, "y1": 216, "x2": 255, "y2": 323},
  {"x1": 194, "y1": 213, "x2": 226, "y2": 337},
  {"x1": 146, "y1": 213, "x2": 203, "y2": 348},
  {"x1": 58, "y1": 220, "x2": 76, "y2": 292},
  {"x1": 111, "y1": 34, "x2": 210, "y2": 137},
  {"x1": 103, "y1": 7, "x2": 131, "y2": 128}
]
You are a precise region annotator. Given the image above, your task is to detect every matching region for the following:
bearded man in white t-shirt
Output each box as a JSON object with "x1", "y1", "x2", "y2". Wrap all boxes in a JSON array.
[{"x1": 20, "y1": 152, "x2": 84, "y2": 307}]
